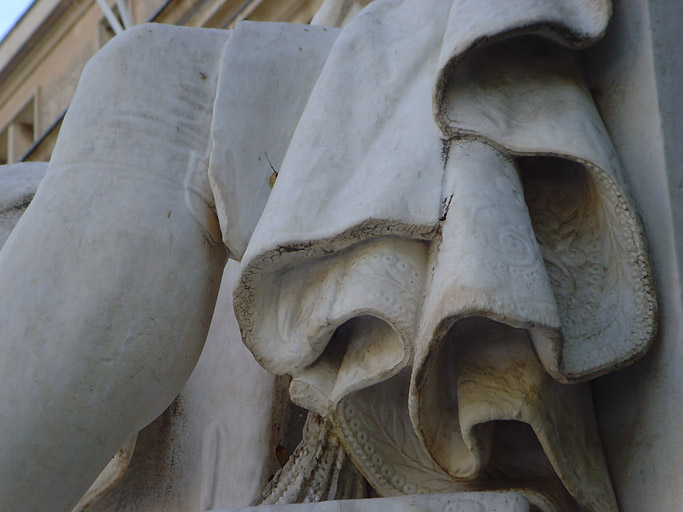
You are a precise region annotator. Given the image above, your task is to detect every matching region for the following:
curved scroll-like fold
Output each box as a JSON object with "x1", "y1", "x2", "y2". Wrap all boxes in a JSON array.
[
  {"x1": 251, "y1": 237, "x2": 428, "y2": 417},
  {"x1": 415, "y1": 140, "x2": 560, "y2": 355},
  {"x1": 433, "y1": 0, "x2": 612, "y2": 129},
  {"x1": 335, "y1": 370, "x2": 580, "y2": 512},
  {"x1": 411, "y1": 318, "x2": 617, "y2": 511},
  {"x1": 432, "y1": 35, "x2": 656, "y2": 382}
]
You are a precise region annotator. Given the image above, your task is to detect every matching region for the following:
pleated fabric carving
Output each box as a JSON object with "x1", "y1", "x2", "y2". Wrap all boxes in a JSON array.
[{"x1": 229, "y1": 0, "x2": 657, "y2": 510}]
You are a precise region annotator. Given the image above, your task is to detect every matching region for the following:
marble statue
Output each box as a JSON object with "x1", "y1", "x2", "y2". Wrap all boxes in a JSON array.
[{"x1": 0, "y1": 0, "x2": 672, "y2": 511}]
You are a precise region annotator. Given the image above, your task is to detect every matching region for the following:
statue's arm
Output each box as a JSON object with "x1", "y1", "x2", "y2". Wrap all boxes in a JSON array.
[{"x1": 0, "y1": 24, "x2": 229, "y2": 512}]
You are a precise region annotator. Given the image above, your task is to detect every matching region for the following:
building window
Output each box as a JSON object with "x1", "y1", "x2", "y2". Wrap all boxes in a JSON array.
[{"x1": 0, "y1": 96, "x2": 37, "y2": 165}]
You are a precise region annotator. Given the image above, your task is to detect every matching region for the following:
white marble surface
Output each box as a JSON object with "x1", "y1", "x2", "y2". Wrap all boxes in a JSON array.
[
  {"x1": 233, "y1": 1, "x2": 651, "y2": 510},
  {"x1": 0, "y1": 162, "x2": 46, "y2": 246},
  {"x1": 0, "y1": 25, "x2": 230, "y2": 511},
  {"x1": 583, "y1": 0, "x2": 683, "y2": 510},
  {"x1": 311, "y1": 0, "x2": 371, "y2": 28},
  {"x1": 87, "y1": 263, "x2": 282, "y2": 512},
  {"x1": 0, "y1": 0, "x2": 679, "y2": 510},
  {"x1": 221, "y1": 493, "x2": 531, "y2": 512}
]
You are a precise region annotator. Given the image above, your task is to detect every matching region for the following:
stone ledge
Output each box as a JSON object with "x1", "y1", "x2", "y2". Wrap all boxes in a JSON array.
[{"x1": 215, "y1": 493, "x2": 530, "y2": 512}]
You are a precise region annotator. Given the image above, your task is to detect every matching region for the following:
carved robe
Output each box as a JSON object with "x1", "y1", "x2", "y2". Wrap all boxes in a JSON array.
[
  {"x1": 204, "y1": 0, "x2": 656, "y2": 510},
  {"x1": 0, "y1": 0, "x2": 657, "y2": 511}
]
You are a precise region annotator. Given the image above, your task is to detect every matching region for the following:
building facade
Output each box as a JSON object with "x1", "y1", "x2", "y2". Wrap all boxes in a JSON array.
[{"x1": 0, "y1": 0, "x2": 323, "y2": 165}]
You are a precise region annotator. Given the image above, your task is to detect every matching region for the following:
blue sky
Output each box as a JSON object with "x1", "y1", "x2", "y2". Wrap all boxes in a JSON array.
[{"x1": 0, "y1": 0, "x2": 35, "y2": 42}]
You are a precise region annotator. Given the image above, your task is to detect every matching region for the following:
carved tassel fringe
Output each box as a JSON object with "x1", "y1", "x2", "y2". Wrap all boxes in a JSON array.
[{"x1": 253, "y1": 413, "x2": 368, "y2": 505}]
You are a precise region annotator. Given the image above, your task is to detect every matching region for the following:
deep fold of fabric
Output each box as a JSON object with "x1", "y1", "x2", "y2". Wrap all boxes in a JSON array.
[{"x1": 208, "y1": 0, "x2": 659, "y2": 510}]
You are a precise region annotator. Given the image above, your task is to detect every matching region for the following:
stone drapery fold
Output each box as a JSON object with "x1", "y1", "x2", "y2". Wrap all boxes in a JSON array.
[{"x1": 214, "y1": 0, "x2": 657, "y2": 510}]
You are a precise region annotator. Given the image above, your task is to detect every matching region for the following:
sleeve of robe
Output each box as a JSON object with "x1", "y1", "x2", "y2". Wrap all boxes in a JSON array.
[{"x1": 206, "y1": 1, "x2": 657, "y2": 510}]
